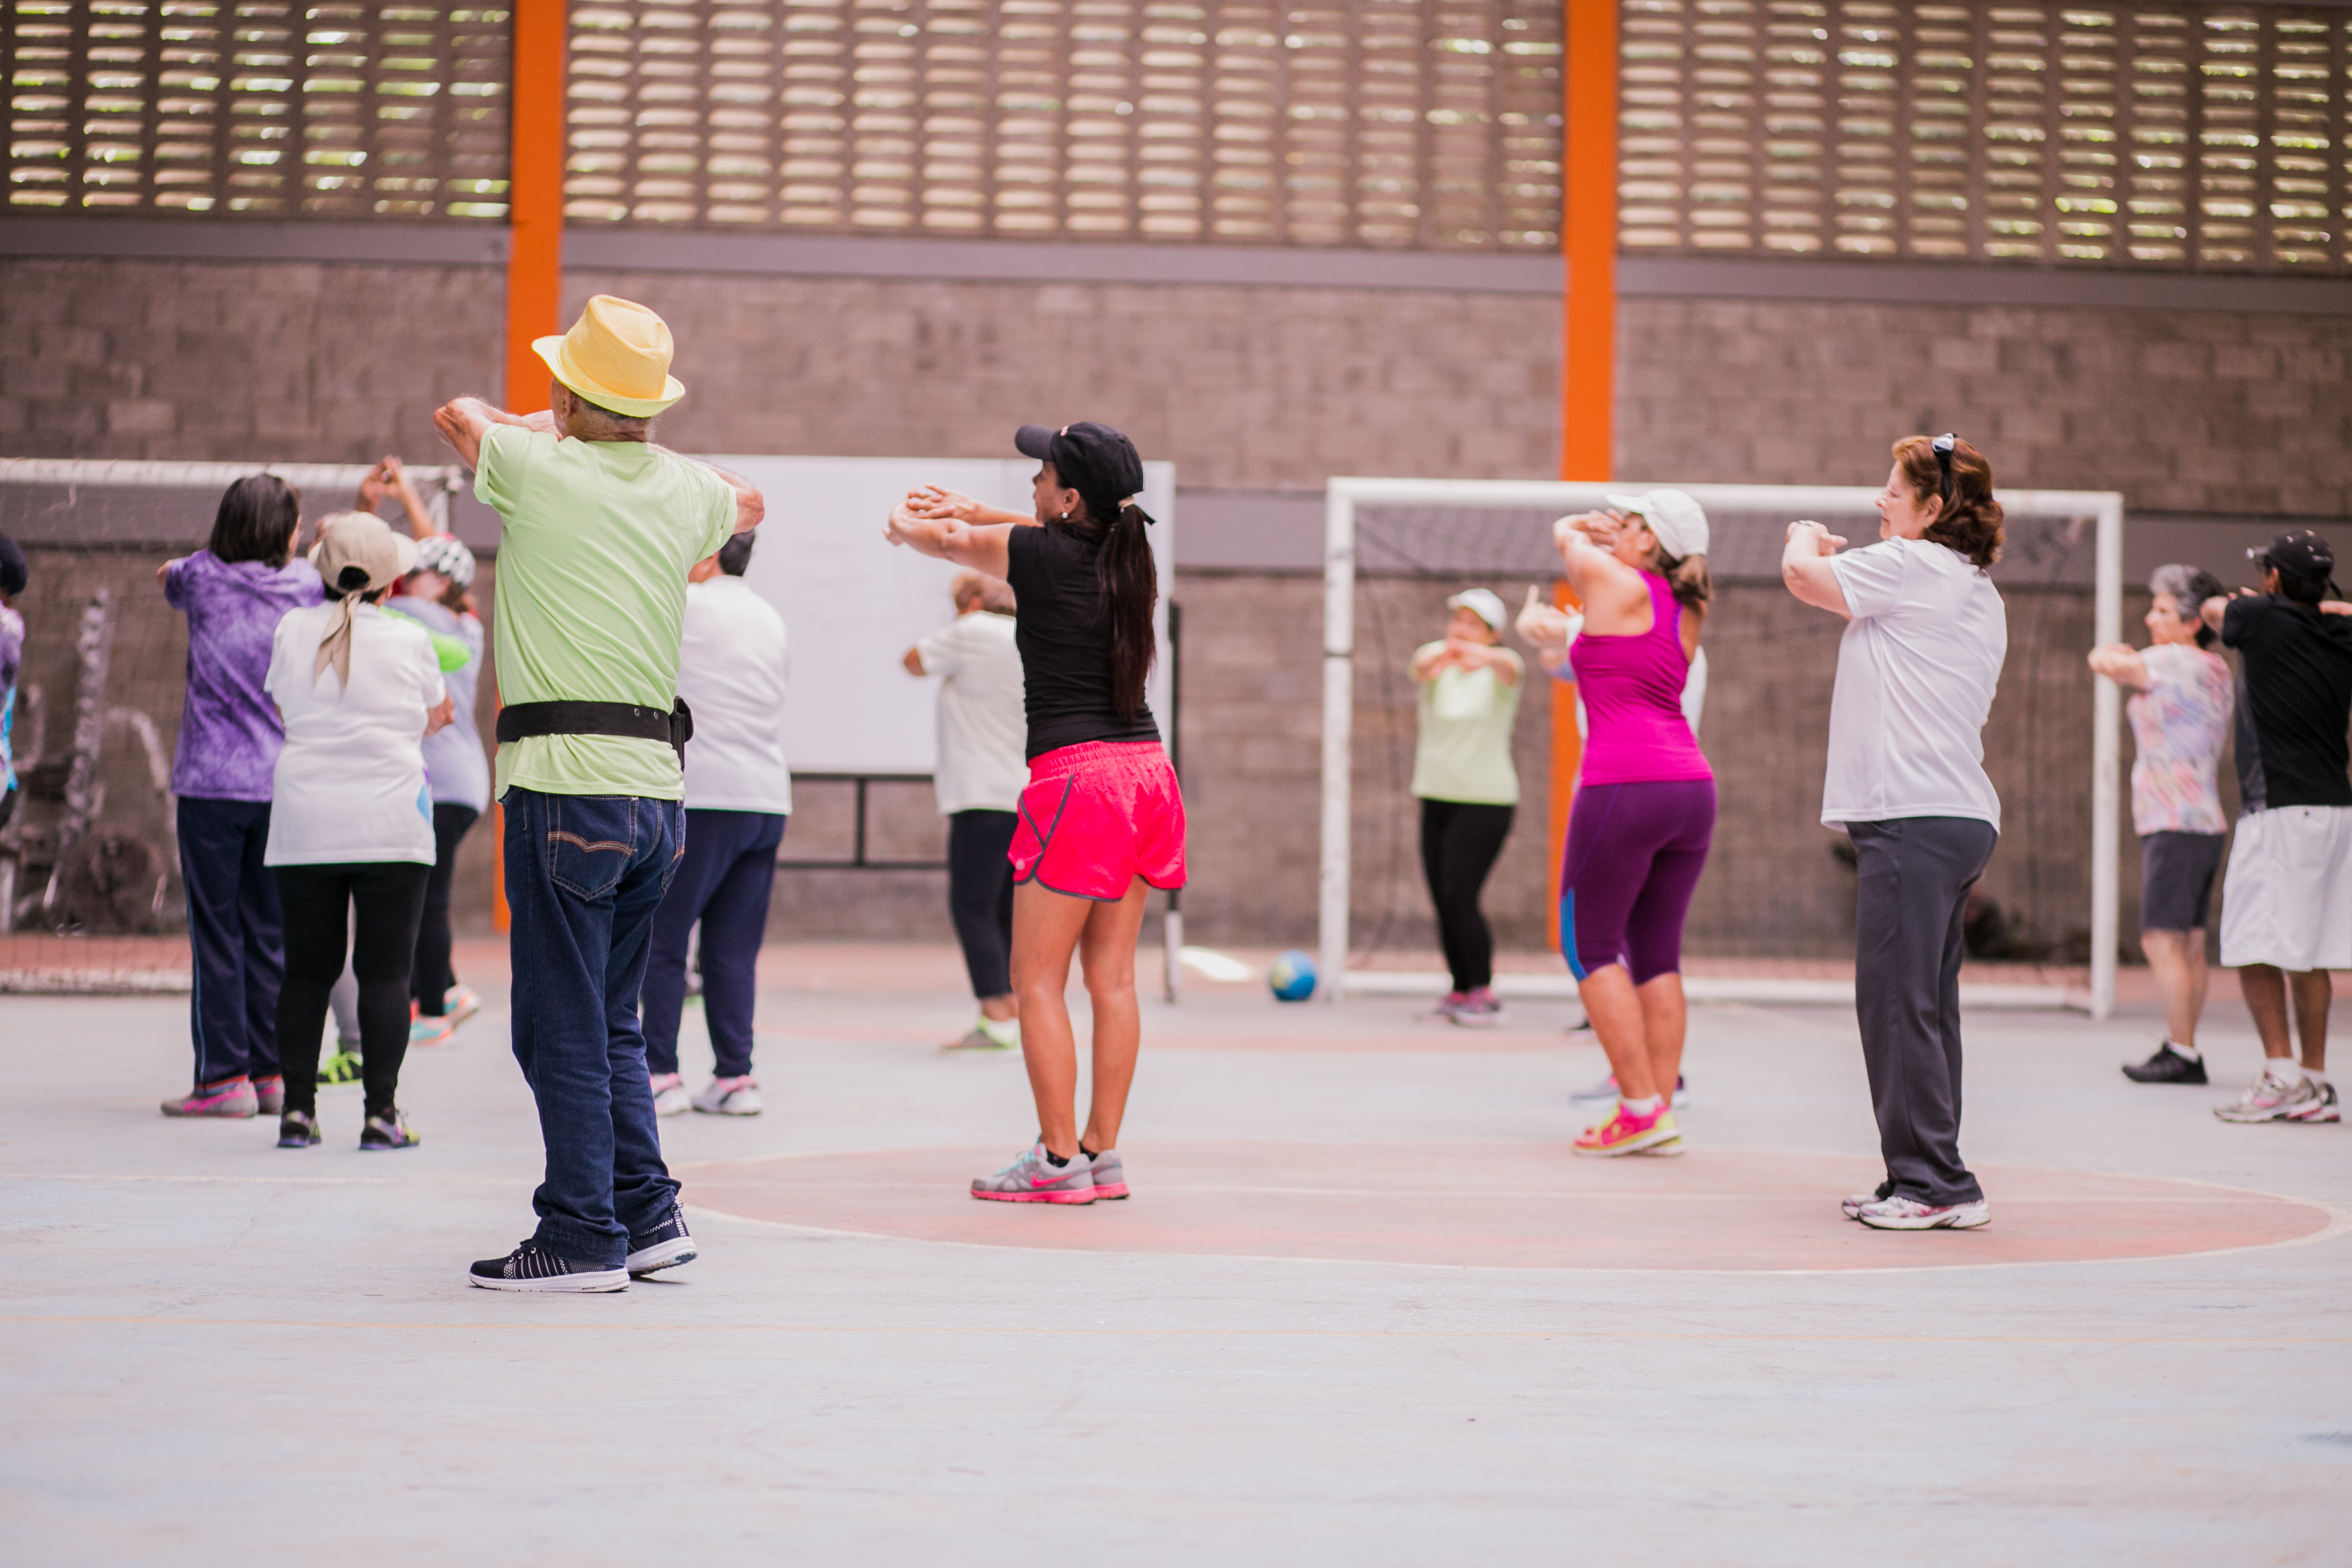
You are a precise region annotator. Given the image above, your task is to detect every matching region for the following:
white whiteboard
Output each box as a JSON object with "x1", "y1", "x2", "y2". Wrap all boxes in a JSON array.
[{"x1": 701, "y1": 455, "x2": 1176, "y2": 775}]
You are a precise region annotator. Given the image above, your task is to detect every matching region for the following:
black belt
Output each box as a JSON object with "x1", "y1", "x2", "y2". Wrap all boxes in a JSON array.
[{"x1": 497, "y1": 700, "x2": 693, "y2": 766}]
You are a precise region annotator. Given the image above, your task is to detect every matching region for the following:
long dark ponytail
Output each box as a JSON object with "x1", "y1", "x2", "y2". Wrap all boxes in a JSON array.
[{"x1": 1039, "y1": 421, "x2": 1157, "y2": 722}]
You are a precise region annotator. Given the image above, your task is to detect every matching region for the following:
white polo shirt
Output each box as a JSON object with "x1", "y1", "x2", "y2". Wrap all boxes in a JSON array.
[
  {"x1": 262, "y1": 602, "x2": 446, "y2": 865},
  {"x1": 915, "y1": 610, "x2": 1027, "y2": 815},
  {"x1": 1823, "y1": 535, "x2": 2006, "y2": 831},
  {"x1": 677, "y1": 575, "x2": 793, "y2": 816}
]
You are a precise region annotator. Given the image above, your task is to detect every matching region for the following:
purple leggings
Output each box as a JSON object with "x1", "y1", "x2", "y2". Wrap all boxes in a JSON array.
[{"x1": 1559, "y1": 779, "x2": 1716, "y2": 985}]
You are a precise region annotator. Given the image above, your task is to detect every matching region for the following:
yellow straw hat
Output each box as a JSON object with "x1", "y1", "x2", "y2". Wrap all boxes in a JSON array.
[{"x1": 532, "y1": 294, "x2": 686, "y2": 418}]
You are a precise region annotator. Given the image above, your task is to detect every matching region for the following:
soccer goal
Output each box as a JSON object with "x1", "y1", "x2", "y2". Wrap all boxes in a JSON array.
[
  {"x1": 0, "y1": 458, "x2": 468, "y2": 988},
  {"x1": 1318, "y1": 477, "x2": 2126, "y2": 1019}
]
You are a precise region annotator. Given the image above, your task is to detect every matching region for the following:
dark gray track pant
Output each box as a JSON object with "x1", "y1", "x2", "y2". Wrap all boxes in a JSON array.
[{"x1": 1849, "y1": 816, "x2": 1998, "y2": 1207}]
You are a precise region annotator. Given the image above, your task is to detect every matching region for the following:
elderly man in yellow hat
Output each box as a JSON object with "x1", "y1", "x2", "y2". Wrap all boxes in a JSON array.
[{"x1": 433, "y1": 295, "x2": 763, "y2": 1293}]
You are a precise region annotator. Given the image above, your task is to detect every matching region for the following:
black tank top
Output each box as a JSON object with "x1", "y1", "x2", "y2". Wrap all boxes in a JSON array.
[{"x1": 1003, "y1": 521, "x2": 1160, "y2": 759}]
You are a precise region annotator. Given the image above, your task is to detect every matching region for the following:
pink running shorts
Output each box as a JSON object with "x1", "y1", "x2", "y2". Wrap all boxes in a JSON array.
[{"x1": 1010, "y1": 740, "x2": 1187, "y2": 901}]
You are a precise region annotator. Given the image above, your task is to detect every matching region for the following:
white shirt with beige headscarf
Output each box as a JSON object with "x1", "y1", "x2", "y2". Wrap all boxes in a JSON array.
[{"x1": 262, "y1": 601, "x2": 446, "y2": 865}]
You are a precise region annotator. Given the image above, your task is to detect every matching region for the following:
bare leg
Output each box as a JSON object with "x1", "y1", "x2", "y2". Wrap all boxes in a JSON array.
[
  {"x1": 2240, "y1": 964, "x2": 2294, "y2": 1063},
  {"x1": 979, "y1": 994, "x2": 1017, "y2": 1023},
  {"x1": 2291, "y1": 969, "x2": 2331, "y2": 1072},
  {"x1": 1010, "y1": 882, "x2": 1095, "y2": 1159},
  {"x1": 2142, "y1": 930, "x2": 2205, "y2": 1052},
  {"x1": 1636, "y1": 973, "x2": 1688, "y2": 1093},
  {"x1": 1078, "y1": 879, "x2": 1153, "y2": 1153},
  {"x1": 1577, "y1": 963, "x2": 1659, "y2": 1102}
]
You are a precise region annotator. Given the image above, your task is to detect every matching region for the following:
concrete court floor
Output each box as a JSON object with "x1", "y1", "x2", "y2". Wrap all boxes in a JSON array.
[{"x1": 3, "y1": 949, "x2": 2350, "y2": 1566}]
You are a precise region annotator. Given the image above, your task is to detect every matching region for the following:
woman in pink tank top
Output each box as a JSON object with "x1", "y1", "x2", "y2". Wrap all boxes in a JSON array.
[{"x1": 1549, "y1": 489, "x2": 1717, "y2": 1158}]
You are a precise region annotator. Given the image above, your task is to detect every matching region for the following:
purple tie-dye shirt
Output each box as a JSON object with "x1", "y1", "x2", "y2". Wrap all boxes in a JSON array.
[{"x1": 164, "y1": 550, "x2": 324, "y2": 800}]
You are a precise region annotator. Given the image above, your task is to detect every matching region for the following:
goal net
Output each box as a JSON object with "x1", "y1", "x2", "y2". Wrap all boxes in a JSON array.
[
  {"x1": 1318, "y1": 477, "x2": 2124, "y2": 1018},
  {"x1": 0, "y1": 458, "x2": 469, "y2": 992}
]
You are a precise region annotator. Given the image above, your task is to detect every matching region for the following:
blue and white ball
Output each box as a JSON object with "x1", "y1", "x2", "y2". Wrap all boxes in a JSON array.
[{"x1": 1268, "y1": 950, "x2": 1317, "y2": 1002}]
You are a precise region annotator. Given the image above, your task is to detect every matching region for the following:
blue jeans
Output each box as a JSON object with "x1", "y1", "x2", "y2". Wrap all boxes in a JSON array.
[
  {"x1": 503, "y1": 789, "x2": 685, "y2": 1268},
  {"x1": 177, "y1": 795, "x2": 283, "y2": 1088},
  {"x1": 642, "y1": 808, "x2": 785, "y2": 1080}
]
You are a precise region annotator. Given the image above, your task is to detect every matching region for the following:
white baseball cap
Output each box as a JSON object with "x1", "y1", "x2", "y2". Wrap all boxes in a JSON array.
[
  {"x1": 1446, "y1": 587, "x2": 1508, "y2": 632},
  {"x1": 1605, "y1": 488, "x2": 1710, "y2": 561}
]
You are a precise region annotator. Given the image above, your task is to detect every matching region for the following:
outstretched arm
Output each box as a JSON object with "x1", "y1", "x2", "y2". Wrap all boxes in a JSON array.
[
  {"x1": 359, "y1": 456, "x2": 440, "y2": 539},
  {"x1": 1781, "y1": 520, "x2": 1852, "y2": 620},
  {"x1": 2086, "y1": 644, "x2": 2150, "y2": 691},
  {"x1": 431, "y1": 397, "x2": 539, "y2": 470},
  {"x1": 908, "y1": 486, "x2": 1033, "y2": 530},
  {"x1": 704, "y1": 459, "x2": 765, "y2": 534},
  {"x1": 885, "y1": 502, "x2": 1012, "y2": 579}
]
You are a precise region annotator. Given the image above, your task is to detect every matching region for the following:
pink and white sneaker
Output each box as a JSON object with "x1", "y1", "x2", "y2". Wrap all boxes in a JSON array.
[
  {"x1": 971, "y1": 1142, "x2": 1095, "y2": 1204},
  {"x1": 648, "y1": 1073, "x2": 690, "y2": 1118},
  {"x1": 160, "y1": 1078, "x2": 258, "y2": 1118},
  {"x1": 691, "y1": 1076, "x2": 763, "y2": 1116},
  {"x1": 1855, "y1": 1194, "x2": 1990, "y2": 1230}
]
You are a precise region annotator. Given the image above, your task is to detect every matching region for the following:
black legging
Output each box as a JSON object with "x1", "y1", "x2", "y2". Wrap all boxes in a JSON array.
[
  {"x1": 411, "y1": 803, "x2": 480, "y2": 1016},
  {"x1": 274, "y1": 861, "x2": 430, "y2": 1118},
  {"x1": 947, "y1": 809, "x2": 1018, "y2": 999},
  {"x1": 1418, "y1": 798, "x2": 1515, "y2": 993}
]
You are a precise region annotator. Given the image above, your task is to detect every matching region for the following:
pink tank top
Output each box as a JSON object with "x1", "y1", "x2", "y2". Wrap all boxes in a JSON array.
[{"x1": 1567, "y1": 570, "x2": 1713, "y2": 786}]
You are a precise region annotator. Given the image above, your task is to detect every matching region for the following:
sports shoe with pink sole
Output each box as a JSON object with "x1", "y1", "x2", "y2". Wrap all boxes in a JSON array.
[
  {"x1": 1086, "y1": 1148, "x2": 1128, "y2": 1199},
  {"x1": 1572, "y1": 1100, "x2": 1680, "y2": 1157},
  {"x1": 160, "y1": 1078, "x2": 258, "y2": 1118},
  {"x1": 971, "y1": 1142, "x2": 1095, "y2": 1204}
]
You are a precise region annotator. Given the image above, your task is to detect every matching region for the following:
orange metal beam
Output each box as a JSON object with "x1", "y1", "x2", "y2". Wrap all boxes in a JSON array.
[
  {"x1": 1561, "y1": 0, "x2": 1617, "y2": 484},
  {"x1": 493, "y1": 0, "x2": 568, "y2": 932},
  {"x1": 1549, "y1": 0, "x2": 1616, "y2": 951},
  {"x1": 504, "y1": 0, "x2": 567, "y2": 415}
]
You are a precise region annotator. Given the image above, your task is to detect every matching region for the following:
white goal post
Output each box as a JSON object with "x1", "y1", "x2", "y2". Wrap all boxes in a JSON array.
[{"x1": 1319, "y1": 477, "x2": 2125, "y2": 1018}]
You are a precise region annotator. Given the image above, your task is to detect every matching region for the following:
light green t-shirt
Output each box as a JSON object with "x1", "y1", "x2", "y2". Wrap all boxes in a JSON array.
[
  {"x1": 476, "y1": 424, "x2": 736, "y2": 800},
  {"x1": 1409, "y1": 641, "x2": 1523, "y2": 806}
]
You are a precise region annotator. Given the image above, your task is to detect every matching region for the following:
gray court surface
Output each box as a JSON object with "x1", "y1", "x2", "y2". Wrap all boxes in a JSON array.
[{"x1": 3, "y1": 960, "x2": 2348, "y2": 1565}]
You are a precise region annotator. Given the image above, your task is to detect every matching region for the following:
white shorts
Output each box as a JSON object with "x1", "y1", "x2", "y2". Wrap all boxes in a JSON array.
[{"x1": 2220, "y1": 806, "x2": 2352, "y2": 971}]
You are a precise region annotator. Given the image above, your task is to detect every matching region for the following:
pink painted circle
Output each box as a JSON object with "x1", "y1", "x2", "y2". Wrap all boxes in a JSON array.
[{"x1": 681, "y1": 1142, "x2": 2341, "y2": 1273}]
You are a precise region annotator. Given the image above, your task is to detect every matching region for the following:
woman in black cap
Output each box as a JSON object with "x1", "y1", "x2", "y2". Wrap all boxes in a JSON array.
[{"x1": 887, "y1": 421, "x2": 1183, "y2": 1206}]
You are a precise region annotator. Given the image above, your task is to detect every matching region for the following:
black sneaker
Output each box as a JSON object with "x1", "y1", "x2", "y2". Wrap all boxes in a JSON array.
[
  {"x1": 626, "y1": 1200, "x2": 697, "y2": 1277},
  {"x1": 468, "y1": 1240, "x2": 629, "y2": 1293},
  {"x1": 2123, "y1": 1042, "x2": 2208, "y2": 1085},
  {"x1": 359, "y1": 1109, "x2": 421, "y2": 1150},
  {"x1": 276, "y1": 1109, "x2": 321, "y2": 1148}
]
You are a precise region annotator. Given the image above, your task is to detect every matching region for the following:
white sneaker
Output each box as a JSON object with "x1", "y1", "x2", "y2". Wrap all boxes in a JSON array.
[
  {"x1": 692, "y1": 1076, "x2": 763, "y2": 1116},
  {"x1": 1856, "y1": 1194, "x2": 1990, "y2": 1230},
  {"x1": 649, "y1": 1073, "x2": 691, "y2": 1118}
]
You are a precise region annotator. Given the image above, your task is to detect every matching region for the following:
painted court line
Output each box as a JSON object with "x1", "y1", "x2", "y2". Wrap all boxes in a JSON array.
[{"x1": 6, "y1": 1314, "x2": 2349, "y2": 1346}]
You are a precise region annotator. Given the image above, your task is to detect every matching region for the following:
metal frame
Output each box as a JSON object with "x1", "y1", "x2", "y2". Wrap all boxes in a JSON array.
[
  {"x1": 1319, "y1": 476, "x2": 2125, "y2": 1018},
  {"x1": 773, "y1": 773, "x2": 949, "y2": 872},
  {"x1": 0, "y1": 458, "x2": 464, "y2": 530}
]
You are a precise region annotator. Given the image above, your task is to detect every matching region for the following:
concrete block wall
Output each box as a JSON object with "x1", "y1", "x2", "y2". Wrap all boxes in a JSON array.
[{"x1": 1616, "y1": 298, "x2": 2352, "y2": 519}]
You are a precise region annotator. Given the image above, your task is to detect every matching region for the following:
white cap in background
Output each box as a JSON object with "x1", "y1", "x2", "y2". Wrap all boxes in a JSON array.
[
  {"x1": 1446, "y1": 587, "x2": 1508, "y2": 633},
  {"x1": 1605, "y1": 488, "x2": 1710, "y2": 561}
]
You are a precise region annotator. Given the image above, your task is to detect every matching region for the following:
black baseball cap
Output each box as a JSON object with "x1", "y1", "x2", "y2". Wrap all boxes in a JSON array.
[
  {"x1": 2248, "y1": 528, "x2": 2334, "y2": 579},
  {"x1": 1014, "y1": 421, "x2": 1144, "y2": 503}
]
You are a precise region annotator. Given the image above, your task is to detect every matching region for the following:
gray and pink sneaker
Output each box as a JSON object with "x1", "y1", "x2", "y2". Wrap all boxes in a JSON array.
[
  {"x1": 971, "y1": 1142, "x2": 1095, "y2": 1204},
  {"x1": 1087, "y1": 1148, "x2": 1128, "y2": 1200},
  {"x1": 160, "y1": 1078, "x2": 257, "y2": 1118}
]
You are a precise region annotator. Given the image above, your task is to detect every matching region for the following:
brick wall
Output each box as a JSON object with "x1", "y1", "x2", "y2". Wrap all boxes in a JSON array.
[{"x1": 1616, "y1": 297, "x2": 2352, "y2": 519}]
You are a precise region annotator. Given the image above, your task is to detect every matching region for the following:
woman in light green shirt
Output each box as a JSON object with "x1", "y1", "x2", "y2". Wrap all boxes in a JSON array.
[{"x1": 1410, "y1": 587, "x2": 1523, "y2": 1026}]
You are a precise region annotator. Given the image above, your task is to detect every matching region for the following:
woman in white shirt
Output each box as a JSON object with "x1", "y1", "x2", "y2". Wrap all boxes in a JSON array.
[
  {"x1": 265, "y1": 512, "x2": 452, "y2": 1151},
  {"x1": 905, "y1": 570, "x2": 1029, "y2": 1051},
  {"x1": 1781, "y1": 434, "x2": 2006, "y2": 1233}
]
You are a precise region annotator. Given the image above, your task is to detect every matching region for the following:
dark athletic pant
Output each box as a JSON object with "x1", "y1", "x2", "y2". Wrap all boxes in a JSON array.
[
  {"x1": 177, "y1": 795, "x2": 283, "y2": 1089},
  {"x1": 948, "y1": 809, "x2": 1018, "y2": 999},
  {"x1": 273, "y1": 861, "x2": 431, "y2": 1119},
  {"x1": 411, "y1": 802, "x2": 481, "y2": 1016},
  {"x1": 1418, "y1": 798, "x2": 1515, "y2": 993},
  {"x1": 1849, "y1": 817, "x2": 1998, "y2": 1207},
  {"x1": 641, "y1": 807, "x2": 785, "y2": 1081}
]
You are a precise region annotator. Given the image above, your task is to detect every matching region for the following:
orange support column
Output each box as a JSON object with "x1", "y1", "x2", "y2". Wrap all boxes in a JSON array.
[
  {"x1": 1549, "y1": 0, "x2": 1617, "y2": 950},
  {"x1": 493, "y1": 0, "x2": 568, "y2": 932}
]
